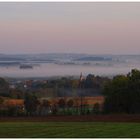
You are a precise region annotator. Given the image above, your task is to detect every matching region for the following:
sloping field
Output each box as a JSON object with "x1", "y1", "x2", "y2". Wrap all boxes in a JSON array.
[
  {"x1": 45, "y1": 96, "x2": 105, "y2": 106},
  {"x1": 4, "y1": 99, "x2": 24, "y2": 106},
  {"x1": 1, "y1": 96, "x2": 104, "y2": 107},
  {"x1": 0, "y1": 122, "x2": 140, "y2": 138}
]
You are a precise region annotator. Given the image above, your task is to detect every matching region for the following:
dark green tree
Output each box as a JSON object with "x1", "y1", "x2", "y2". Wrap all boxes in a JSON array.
[
  {"x1": 24, "y1": 93, "x2": 39, "y2": 116},
  {"x1": 103, "y1": 69, "x2": 140, "y2": 114},
  {"x1": 0, "y1": 78, "x2": 9, "y2": 97},
  {"x1": 84, "y1": 74, "x2": 94, "y2": 88}
]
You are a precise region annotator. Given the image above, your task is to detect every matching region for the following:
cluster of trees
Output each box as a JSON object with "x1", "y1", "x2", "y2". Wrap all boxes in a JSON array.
[
  {"x1": 103, "y1": 69, "x2": 140, "y2": 114},
  {"x1": 0, "y1": 78, "x2": 25, "y2": 99},
  {"x1": 0, "y1": 95, "x2": 101, "y2": 116},
  {"x1": 0, "y1": 76, "x2": 104, "y2": 116},
  {"x1": 38, "y1": 75, "x2": 110, "y2": 97},
  {"x1": 41, "y1": 75, "x2": 110, "y2": 90},
  {"x1": 0, "y1": 75, "x2": 110, "y2": 99},
  {"x1": 24, "y1": 95, "x2": 101, "y2": 116}
]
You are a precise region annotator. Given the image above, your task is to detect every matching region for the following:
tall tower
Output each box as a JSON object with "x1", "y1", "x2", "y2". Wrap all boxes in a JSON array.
[
  {"x1": 79, "y1": 72, "x2": 84, "y2": 88},
  {"x1": 79, "y1": 72, "x2": 84, "y2": 82}
]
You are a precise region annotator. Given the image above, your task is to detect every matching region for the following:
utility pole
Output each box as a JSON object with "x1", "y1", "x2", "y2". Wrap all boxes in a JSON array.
[{"x1": 79, "y1": 72, "x2": 84, "y2": 115}]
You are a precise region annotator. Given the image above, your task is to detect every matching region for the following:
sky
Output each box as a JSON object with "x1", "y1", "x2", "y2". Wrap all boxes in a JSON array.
[{"x1": 0, "y1": 2, "x2": 140, "y2": 54}]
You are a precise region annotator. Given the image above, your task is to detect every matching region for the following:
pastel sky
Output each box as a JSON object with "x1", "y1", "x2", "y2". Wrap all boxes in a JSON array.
[{"x1": 0, "y1": 2, "x2": 140, "y2": 54}]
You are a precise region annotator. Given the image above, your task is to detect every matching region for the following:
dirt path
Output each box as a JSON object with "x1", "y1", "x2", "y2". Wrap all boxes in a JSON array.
[{"x1": 0, "y1": 114, "x2": 140, "y2": 122}]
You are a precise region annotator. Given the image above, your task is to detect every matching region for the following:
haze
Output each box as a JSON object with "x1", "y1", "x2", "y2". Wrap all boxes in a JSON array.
[{"x1": 0, "y1": 2, "x2": 140, "y2": 54}]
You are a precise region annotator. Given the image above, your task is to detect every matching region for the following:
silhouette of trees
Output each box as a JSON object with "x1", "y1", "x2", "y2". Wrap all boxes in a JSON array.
[
  {"x1": 103, "y1": 69, "x2": 140, "y2": 114},
  {"x1": 0, "y1": 78, "x2": 9, "y2": 97}
]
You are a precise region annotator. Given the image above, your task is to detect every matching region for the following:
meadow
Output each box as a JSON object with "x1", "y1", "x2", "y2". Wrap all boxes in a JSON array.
[{"x1": 0, "y1": 122, "x2": 140, "y2": 138}]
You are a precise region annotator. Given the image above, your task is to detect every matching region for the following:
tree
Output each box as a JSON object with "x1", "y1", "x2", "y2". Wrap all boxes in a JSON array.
[
  {"x1": 24, "y1": 93, "x2": 39, "y2": 116},
  {"x1": 58, "y1": 98, "x2": 66, "y2": 114},
  {"x1": 84, "y1": 74, "x2": 95, "y2": 88},
  {"x1": 51, "y1": 104, "x2": 58, "y2": 115},
  {"x1": 41, "y1": 99, "x2": 51, "y2": 115},
  {"x1": 103, "y1": 75, "x2": 130, "y2": 113},
  {"x1": 42, "y1": 99, "x2": 50, "y2": 108},
  {"x1": 9, "y1": 89, "x2": 24, "y2": 99},
  {"x1": 93, "y1": 103, "x2": 100, "y2": 114},
  {"x1": 103, "y1": 69, "x2": 140, "y2": 114},
  {"x1": 67, "y1": 99, "x2": 74, "y2": 114},
  {"x1": 127, "y1": 69, "x2": 140, "y2": 113},
  {"x1": 0, "y1": 78, "x2": 9, "y2": 97},
  {"x1": 71, "y1": 80, "x2": 79, "y2": 88},
  {"x1": 67, "y1": 99, "x2": 74, "y2": 108}
]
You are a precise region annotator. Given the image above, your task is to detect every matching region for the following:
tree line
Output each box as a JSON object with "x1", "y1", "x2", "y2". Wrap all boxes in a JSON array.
[
  {"x1": 103, "y1": 69, "x2": 140, "y2": 114},
  {"x1": 0, "y1": 95, "x2": 101, "y2": 116},
  {"x1": 1, "y1": 69, "x2": 140, "y2": 116}
]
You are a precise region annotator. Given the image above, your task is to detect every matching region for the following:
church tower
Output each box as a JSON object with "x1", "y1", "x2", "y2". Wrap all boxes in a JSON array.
[
  {"x1": 80, "y1": 72, "x2": 84, "y2": 82},
  {"x1": 79, "y1": 72, "x2": 84, "y2": 88}
]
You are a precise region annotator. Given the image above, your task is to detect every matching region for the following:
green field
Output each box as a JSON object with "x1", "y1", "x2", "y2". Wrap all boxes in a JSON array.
[{"x1": 0, "y1": 122, "x2": 140, "y2": 138}]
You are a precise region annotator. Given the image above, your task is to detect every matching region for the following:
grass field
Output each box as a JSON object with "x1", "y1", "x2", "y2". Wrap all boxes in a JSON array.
[{"x1": 0, "y1": 122, "x2": 140, "y2": 138}]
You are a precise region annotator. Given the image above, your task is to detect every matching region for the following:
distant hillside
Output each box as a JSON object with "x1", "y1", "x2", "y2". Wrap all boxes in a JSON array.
[{"x1": 75, "y1": 56, "x2": 112, "y2": 61}]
